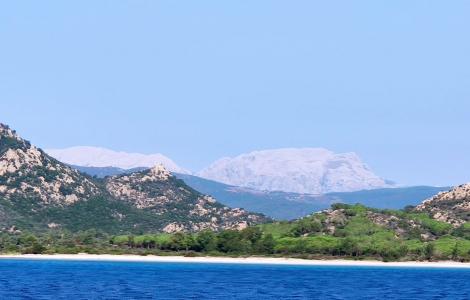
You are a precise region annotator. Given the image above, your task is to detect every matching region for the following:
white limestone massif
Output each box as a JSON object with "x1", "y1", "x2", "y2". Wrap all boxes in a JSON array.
[
  {"x1": 48, "y1": 146, "x2": 394, "y2": 194},
  {"x1": 198, "y1": 148, "x2": 393, "y2": 194},
  {"x1": 45, "y1": 146, "x2": 189, "y2": 174}
]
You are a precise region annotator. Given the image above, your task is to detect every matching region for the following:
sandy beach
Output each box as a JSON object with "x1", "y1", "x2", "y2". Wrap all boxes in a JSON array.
[{"x1": 1, "y1": 254, "x2": 470, "y2": 268}]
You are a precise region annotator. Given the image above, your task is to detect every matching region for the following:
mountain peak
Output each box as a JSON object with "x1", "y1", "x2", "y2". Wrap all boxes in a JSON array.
[
  {"x1": 198, "y1": 148, "x2": 393, "y2": 194},
  {"x1": 46, "y1": 146, "x2": 189, "y2": 174},
  {"x1": 0, "y1": 123, "x2": 21, "y2": 141},
  {"x1": 0, "y1": 123, "x2": 9, "y2": 130},
  {"x1": 148, "y1": 164, "x2": 171, "y2": 180}
]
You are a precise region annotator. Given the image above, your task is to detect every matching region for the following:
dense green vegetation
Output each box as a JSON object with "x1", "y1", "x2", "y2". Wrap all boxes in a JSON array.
[
  {"x1": 3, "y1": 204, "x2": 470, "y2": 262},
  {"x1": 0, "y1": 196, "x2": 181, "y2": 234}
]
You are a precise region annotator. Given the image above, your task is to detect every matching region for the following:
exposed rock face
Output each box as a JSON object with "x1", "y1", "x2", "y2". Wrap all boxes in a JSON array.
[
  {"x1": 416, "y1": 184, "x2": 470, "y2": 227},
  {"x1": 366, "y1": 211, "x2": 421, "y2": 238},
  {"x1": 198, "y1": 148, "x2": 393, "y2": 194},
  {"x1": 0, "y1": 124, "x2": 99, "y2": 205},
  {"x1": 106, "y1": 165, "x2": 268, "y2": 233},
  {"x1": 106, "y1": 165, "x2": 173, "y2": 209}
]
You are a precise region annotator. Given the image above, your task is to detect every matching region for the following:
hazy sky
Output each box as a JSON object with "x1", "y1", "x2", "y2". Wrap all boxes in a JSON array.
[{"x1": 1, "y1": 1, "x2": 469, "y2": 186}]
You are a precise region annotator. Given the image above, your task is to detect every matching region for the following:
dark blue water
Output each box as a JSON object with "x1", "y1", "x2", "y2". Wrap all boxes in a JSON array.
[{"x1": 1, "y1": 260, "x2": 470, "y2": 299}]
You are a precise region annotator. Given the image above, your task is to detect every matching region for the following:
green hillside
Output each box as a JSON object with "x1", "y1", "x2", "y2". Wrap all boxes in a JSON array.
[{"x1": 4, "y1": 202, "x2": 470, "y2": 262}]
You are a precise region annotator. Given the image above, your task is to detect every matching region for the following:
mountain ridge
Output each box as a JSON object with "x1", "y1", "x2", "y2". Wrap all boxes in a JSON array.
[
  {"x1": 45, "y1": 146, "x2": 189, "y2": 174},
  {"x1": 46, "y1": 147, "x2": 395, "y2": 194}
]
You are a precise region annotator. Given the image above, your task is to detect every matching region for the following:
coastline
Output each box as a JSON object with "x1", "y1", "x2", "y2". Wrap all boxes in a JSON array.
[{"x1": 1, "y1": 254, "x2": 470, "y2": 268}]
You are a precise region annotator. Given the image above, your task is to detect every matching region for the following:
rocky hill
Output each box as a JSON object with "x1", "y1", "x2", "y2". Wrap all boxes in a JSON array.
[
  {"x1": 198, "y1": 148, "x2": 393, "y2": 194},
  {"x1": 416, "y1": 183, "x2": 470, "y2": 227},
  {"x1": 300, "y1": 204, "x2": 444, "y2": 241},
  {"x1": 0, "y1": 123, "x2": 267, "y2": 234},
  {"x1": 105, "y1": 165, "x2": 265, "y2": 232},
  {"x1": 287, "y1": 183, "x2": 470, "y2": 243},
  {"x1": 0, "y1": 124, "x2": 100, "y2": 205}
]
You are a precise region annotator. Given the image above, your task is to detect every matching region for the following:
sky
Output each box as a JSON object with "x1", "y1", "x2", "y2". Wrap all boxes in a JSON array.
[{"x1": 1, "y1": 1, "x2": 469, "y2": 187}]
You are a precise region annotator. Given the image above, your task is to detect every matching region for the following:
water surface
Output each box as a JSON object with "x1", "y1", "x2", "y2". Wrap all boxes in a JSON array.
[{"x1": 0, "y1": 259, "x2": 469, "y2": 299}]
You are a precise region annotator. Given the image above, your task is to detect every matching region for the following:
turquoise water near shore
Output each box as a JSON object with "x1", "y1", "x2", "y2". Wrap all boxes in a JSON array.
[{"x1": 1, "y1": 259, "x2": 470, "y2": 299}]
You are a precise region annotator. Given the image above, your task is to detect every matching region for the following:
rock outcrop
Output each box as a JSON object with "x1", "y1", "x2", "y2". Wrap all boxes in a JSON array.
[{"x1": 416, "y1": 183, "x2": 470, "y2": 227}]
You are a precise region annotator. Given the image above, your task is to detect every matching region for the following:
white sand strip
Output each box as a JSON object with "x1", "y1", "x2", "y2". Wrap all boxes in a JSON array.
[{"x1": 1, "y1": 254, "x2": 470, "y2": 268}]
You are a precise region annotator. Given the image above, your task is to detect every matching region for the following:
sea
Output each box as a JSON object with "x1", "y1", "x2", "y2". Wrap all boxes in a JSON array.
[{"x1": 0, "y1": 259, "x2": 469, "y2": 299}]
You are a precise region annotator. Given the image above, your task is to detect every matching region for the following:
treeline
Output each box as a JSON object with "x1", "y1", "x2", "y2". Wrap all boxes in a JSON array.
[
  {"x1": 108, "y1": 231, "x2": 454, "y2": 261},
  {"x1": 0, "y1": 228, "x2": 275, "y2": 256},
  {"x1": 3, "y1": 203, "x2": 470, "y2": 262},
  {"x1": 111, "y1": 228, "x2": 276, "y2": 254},
  {"x1": 2, "y1": 228, "x2": 470, "y2": 262},
  {"x1": 0, "y1": 230, "x2": 111, "y2": 255}
]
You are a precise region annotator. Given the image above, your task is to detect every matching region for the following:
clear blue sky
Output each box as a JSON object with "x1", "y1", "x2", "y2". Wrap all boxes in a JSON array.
[{"x1": 1, "y1": 1, "x2": 469, "y2": 186}]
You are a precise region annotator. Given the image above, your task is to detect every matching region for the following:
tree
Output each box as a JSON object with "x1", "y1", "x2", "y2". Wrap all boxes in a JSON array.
[
  {"x1": 452, "y1": 242, "x2": 459, "y2": 260},
  {"x1": 18, "y1": 233, "x2": 38, "y2": 248},
  {"x1": 403, "y1": 205, "x2": 415, "y2": 213},
  {"x1": 196, "y1": 230, "x2": 217, "y2": 252},
  {"x1": 423, "y1": 243, "x2": 435, "y2": 261},
  {"x1": 255, "y1": 234, "x2": 275, "y2": 254},
  {"x1": 290, "y1": 219, "x2": 322, "y2": 237},
  {"x1": 170, "y1": 233, "x2": 195, "y2": 252},
  {"x1": 217, "y1": 230, "x2": 248, "y2": 253},
  {"x1": 241, "y1": 227, "x2": 262, "y2": 244},
  {"x1": 30, "y1": 242, "x2": 46, "y2": 254},
  {"x1": 340, "y1": 237, "x2": 360, "y2": 256},
  {"x1": 127, "y1": 235, "x2": 135, "y2": 248},
  {"x1": 0, "y1": 234, "x2": 14, "y2": 252},
  {"x1": 453, "y1": 223, "x2": 470, "y2": 240}
]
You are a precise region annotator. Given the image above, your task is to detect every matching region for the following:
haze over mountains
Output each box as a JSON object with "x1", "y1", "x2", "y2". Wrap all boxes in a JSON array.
[
  {"x1": 47, "y1": 147, "x2": 394, "y2": 194},
  {"x1": 46, "y1": 146, "x2": 189, "y2": 174},
  {"x1": 198, "y1": 148, "x2": 394, "y2": 194}
]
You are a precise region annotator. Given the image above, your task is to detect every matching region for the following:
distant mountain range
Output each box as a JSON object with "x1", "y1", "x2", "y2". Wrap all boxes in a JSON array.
[
  {"x1": 0, "y1": 123, "x2": 267, "y2": 234},
  {"x1": 45, "y1": 146, "x2": 189, "y2": 174},
  {"x1": 70, "y1": 165, "x2": 148, "y2": 178},
  {"x1": 72, "y1": 165, "x2": 447, "y2": 220},
  {"x1": 47, "y1": 147, "x2": 395, "y2": 194}
]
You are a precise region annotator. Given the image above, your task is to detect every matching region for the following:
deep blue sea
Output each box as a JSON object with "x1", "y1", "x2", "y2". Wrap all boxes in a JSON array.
[{"x1": 0, "y1": 259, "x2": 470, "y2": 299}]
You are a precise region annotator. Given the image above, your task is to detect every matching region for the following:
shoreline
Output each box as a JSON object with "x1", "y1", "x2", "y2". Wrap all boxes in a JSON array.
[{"x1": 1, "y1": 254, "x2": 470, "y2": 268}]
